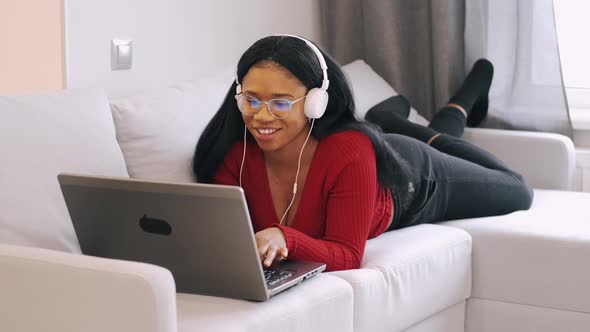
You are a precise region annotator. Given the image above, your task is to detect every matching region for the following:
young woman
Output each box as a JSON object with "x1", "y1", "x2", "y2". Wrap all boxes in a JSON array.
[{"x1": 193, "y1": 35, "x2": 533, "y2": 272}]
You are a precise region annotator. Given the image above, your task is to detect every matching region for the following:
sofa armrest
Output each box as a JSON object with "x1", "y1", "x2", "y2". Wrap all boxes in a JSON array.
[
  {"x1": 0, "y1": 244, "x2": 177, "y2": 332},
  {"x1": 462, "y1": 128, "x2": 576, "y2": 190}
]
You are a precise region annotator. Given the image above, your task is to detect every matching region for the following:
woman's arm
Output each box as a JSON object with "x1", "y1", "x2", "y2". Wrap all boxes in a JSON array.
[
  {"x1": 274, "y1": 138, "x2": 378, "y2": 271},
  {"x1": 211, "y1": 142, "x2": 241, "y2": 186}
]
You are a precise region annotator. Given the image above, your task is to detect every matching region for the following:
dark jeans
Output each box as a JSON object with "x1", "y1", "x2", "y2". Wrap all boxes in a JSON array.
[{"x1": 370, "y1": 106, "x2": 534, "y2": 230}]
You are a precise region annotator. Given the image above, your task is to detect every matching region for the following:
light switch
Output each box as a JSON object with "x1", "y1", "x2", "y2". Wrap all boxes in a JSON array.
[{"x1": 111, "y1": 39, "x2": 133, "y2": 70}]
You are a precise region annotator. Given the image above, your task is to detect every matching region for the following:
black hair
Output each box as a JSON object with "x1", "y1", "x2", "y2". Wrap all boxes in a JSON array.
[{"x1": 193, "y1": 36, "x2": 415, "y2": 210}]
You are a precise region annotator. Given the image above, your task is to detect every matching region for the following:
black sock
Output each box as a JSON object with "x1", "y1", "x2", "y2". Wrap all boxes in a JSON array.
[
  {"x1": 365, "y1": 106, "x2": 438, "y2": 143},
  {"x1": 449, "y1": 59, "x2": 494, "y2": 127},
  {"x1": 428, "y1": 106, "x2": 467, "y2": 138}
]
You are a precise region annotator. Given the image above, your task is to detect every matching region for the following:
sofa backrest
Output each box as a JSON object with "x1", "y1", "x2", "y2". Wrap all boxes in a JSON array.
[
  {"x1": 108, "y1": 60, "x2": 417, "y2": 183},
  {"x1": 0, "y1": 89, "x2": 129, "y2": 252}
]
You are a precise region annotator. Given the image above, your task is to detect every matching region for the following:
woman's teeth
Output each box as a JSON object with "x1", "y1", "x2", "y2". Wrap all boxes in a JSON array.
[{"x1": 257, "y1": 128, "x2": 278, "y2": 135}]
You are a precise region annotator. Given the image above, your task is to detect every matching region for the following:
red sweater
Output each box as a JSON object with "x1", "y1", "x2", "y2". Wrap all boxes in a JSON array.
[{"x1": 213, "y1": 130, "x2": 393, "y2": 271}]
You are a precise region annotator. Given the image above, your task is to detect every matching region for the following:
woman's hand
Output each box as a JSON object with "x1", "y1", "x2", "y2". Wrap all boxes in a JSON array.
[{"x1": 255, "y1": 227, "x2": 288, "y2": 268}]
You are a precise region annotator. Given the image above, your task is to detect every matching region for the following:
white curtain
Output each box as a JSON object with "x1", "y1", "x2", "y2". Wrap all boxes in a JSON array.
[{"x1": 465, "y1": 0, "x2": 572, "y2": 136}]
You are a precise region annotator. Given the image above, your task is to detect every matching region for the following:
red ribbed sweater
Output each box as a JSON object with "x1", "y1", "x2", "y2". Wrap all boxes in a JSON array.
[{"x1": 213, "y1": 130, "x2": 393, "y2": 271}]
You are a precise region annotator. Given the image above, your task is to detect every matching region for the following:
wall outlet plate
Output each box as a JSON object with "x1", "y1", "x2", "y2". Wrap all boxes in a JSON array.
[{"x1": 111, "y1": 39, "x2": 133, "y2": 70}]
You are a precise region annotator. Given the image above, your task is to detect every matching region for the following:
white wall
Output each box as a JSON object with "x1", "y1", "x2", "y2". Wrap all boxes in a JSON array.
[{"x1": 65, "y1": 0, "x2": 322, "y2": 97}]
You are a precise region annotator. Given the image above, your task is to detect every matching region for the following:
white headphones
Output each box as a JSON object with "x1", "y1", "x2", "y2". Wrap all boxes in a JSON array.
[{"x1": 235, "y1": 34, "x2": 330, "y2": 119}]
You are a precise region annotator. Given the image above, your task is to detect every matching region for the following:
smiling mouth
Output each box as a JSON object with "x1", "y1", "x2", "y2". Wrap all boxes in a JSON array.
[{"x1": 256, "y1": 128, "x2": 279, "y2": 135}]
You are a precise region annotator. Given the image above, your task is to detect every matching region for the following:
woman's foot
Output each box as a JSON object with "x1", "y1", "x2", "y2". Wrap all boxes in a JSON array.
[{"x1": 449, "y1": 59, "x2": 494, "y2": 127}]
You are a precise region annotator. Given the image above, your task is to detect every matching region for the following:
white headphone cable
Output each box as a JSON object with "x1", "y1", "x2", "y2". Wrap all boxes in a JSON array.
[
  {"x1": 279, "y1": 118, "x2": 315, "y2": 225},
  {"x1": 239, "y1": 124, "x2": 247, "y2": 188}
]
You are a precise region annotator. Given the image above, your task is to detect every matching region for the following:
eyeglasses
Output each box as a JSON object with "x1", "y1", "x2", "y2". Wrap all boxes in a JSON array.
[{"x1": 235, "y1": 94, "x2": 305, "y2": 120}]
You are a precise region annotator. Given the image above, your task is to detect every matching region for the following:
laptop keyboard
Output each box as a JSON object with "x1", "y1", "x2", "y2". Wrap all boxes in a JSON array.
[{"x1": 264, "y1": 269, "x2": 294, "y2": 286}]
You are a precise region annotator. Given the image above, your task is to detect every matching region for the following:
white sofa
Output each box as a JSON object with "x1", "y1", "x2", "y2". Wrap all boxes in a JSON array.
[{"x1": 1, "y1": 60, "x2": 589, "y2": 332}]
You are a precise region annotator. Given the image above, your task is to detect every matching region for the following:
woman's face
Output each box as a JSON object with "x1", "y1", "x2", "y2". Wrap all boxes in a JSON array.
[{"x1": 240, "y1": 62, "x2": 310, "y2": 154}]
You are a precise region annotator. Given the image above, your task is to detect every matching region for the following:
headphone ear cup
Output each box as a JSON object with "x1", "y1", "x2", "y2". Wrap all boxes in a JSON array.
[{"x1": 304, "y1": 88, "x2": 329, "y2": 119}]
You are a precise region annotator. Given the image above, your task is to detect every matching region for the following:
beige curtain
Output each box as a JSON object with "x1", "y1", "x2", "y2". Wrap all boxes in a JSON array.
[{"x1": 320, "y1": 0, "x2": 466, "y2": 119}]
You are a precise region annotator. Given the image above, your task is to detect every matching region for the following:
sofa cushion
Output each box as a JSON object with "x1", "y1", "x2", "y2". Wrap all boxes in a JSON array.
[
  {"x1": 442, "y1": 189, "x2": 590, "y2": 314},
  {"x1": 328, "y1": 224, "x2": 472, "y2": 332},
  {"x1": 466, "y1": 298, "x2": 590, "y2": 332},
  {"x1": 404, "y1": 301, "x2": 466, "y2": 332},
  {"x1": 342, "y1": 60, "x2": 399, "y2": 119},
  {"x1": 0, "y1": 89, "x2": 129, "y2": 252},
  {"x1": 342, "y1": 59, "x2": 428, "y2": 125},
  {"x1": 176, "y1": 274, "x2": 353, "y2": 332},
  {"x1": 109, "y1": 69, "x2": 234, "y2": 182}
]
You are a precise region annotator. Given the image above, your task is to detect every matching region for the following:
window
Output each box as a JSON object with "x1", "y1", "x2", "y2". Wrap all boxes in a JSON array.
[{"x1": 554, "y1": 0, "x2": 590, "y2": 129}]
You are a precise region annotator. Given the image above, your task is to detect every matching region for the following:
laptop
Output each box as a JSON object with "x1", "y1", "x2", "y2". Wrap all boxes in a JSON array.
[{"x1": 58, "y1": 173, "x2": 326, "y2": 301}]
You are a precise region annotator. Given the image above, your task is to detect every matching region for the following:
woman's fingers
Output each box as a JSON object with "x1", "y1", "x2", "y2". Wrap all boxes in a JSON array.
[
  {"x1": 257, "y1": 243, "x2": 268, "y2": 261},
  {"x1": 264, "y1": 246, "x2": 290, "y2": 267},
  {"x1": 258, "y1": 245, "x2": 288, "y2": 267},
  {"x1": 264, "y1": 246, "x2": 279, "y2": 267},
  {"x1": 279, "y1": 248, "x2": 288, "y2": 260},
  {"x1": 255, "y1": 228, "x2": 288, "y2": 267}
]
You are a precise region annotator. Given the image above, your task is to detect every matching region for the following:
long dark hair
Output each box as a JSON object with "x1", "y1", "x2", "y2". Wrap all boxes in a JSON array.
[{"x1": 193, "y1": 36, "x2": 415, "y2": 209}]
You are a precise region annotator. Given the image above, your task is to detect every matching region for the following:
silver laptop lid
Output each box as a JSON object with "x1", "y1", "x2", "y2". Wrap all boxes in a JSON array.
[{"x1": 59, "y1": 173, "x2": 271, "y2": 301}]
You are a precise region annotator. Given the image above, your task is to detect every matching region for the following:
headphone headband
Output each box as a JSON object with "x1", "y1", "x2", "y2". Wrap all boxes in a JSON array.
[
  {"x1": 273, "y1": 34, "x2": 329, "y2": 90},
  {"x1": 235, "y1": 35, "x2": 330, "y2": 91}
]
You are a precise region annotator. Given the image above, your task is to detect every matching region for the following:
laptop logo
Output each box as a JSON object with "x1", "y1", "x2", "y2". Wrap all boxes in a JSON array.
[{"x1": 139, "y1": 214, "x2": 172, "y2": 236}]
